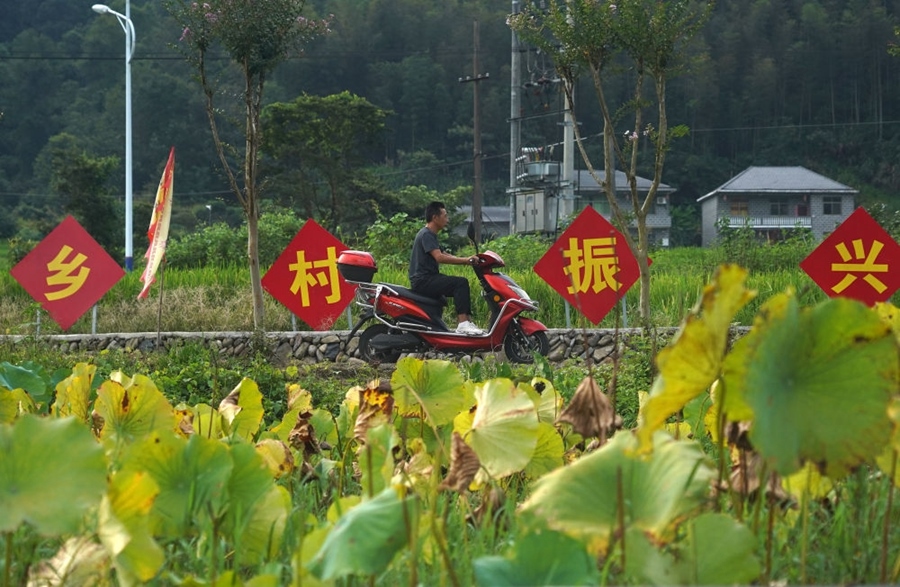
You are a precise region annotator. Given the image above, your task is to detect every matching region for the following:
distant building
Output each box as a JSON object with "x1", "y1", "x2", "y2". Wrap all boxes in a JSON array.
[
  {"x1": 509, "y1": 152, "x2": 675, "y2": 246},
  {"x1": 697, "y1": 166, "x2": 857, "y2": 247},
  {"x1": 456, "y1": 205, "x2": 512, "y2": 239}
]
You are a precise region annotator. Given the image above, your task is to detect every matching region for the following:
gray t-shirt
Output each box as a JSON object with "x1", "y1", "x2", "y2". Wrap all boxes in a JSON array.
[{"x1": 409, "y1": 226, "x2": 441, "y2": 287}]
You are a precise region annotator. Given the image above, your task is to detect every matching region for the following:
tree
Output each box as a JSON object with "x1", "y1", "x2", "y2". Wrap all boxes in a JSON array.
[
  {"x1": 260, "y1": 91, "x2": 389, "y2": 232},
  {"x1": 509, "y1": 0, "x2": 712, "y2": 324},
  {"x1": 164, "y1": 0, "x2": 330, "y2": 330},
  {"x1": 46, "y1": 134, "x2": 120, "y2": 253}
]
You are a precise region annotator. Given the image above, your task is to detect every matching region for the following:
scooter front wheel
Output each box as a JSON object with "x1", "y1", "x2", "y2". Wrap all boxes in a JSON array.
[
  {"x1": 358, "y1": 323, "x2": 402, "y2": 363},
  {"x1": 503, "y1": 326, "x2": 550, "y2": 364}
]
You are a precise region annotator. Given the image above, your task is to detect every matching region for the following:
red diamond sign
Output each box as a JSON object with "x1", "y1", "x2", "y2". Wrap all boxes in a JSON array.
[
  {"x1": 800, "y1": 206, "x2": 900, "y2": 306},
  {"x1": 262, "y1": 219, "x2": 356, "y2": 330},
  {"x1": 533, "y1": 206, "x2": 640, "y2": 324},
  {"x1": 10, "y1": 216, "x2": 125, "y2": 330}
]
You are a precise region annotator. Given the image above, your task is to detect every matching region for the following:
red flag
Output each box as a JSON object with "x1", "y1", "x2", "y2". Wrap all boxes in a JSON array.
[{"x1": 138, "y1": 147, "x2": 175, "y2": 299}]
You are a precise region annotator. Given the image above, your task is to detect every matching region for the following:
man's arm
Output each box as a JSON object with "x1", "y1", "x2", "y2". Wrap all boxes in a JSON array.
[{"x1": 429, "y1": 249, "x2": 477, "y2": 265}]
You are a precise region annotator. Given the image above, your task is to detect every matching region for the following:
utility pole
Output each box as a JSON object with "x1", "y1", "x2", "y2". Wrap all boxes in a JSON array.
[
  {"x1": 509, "y1": 0, "x2": 522, "y2": 235},
  {"x1": 460, "y1": 20, "x2": 489, "y2": 245}
]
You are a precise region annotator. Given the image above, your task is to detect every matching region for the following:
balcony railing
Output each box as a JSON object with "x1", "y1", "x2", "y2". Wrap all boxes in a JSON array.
[{"x1": 728, "y1": 216, "x2": 811, "y2": 229}]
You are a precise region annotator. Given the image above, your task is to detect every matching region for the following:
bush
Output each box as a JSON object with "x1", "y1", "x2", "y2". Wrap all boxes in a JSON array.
[
  {"x1": 363, "y1": 212, "x2": 421, "y2": 269},
  {"x1": 165, "y1": 210, "x2": 305, "y2": 268}
]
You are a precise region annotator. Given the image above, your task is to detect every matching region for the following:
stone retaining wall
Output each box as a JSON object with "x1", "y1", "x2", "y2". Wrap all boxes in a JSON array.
[{"x1": 0, "y1": 328, "x2": 692, "y2": 365}]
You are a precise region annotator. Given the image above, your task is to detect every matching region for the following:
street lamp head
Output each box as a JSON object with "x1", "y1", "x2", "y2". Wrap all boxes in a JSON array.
[{"x1": 92, "y1": 4, "x2": 111, "y2": 14}]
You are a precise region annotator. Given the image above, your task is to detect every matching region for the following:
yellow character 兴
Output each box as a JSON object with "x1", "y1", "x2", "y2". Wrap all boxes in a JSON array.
[{"x1": 830, "y1": 238, "x2": 888, "y2": 294}]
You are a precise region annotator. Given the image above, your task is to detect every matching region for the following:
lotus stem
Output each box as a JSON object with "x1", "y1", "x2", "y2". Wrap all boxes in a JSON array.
[{"x1": 881, "y1": 449, "x2": 897, "y2": 583}]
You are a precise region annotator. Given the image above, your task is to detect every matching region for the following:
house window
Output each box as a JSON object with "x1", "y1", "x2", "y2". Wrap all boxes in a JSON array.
[
  {"x1": 729, "y1": 199, "x2": 749, "y2": 216},
  {"x1": 823, "y1": 196, "x2": 842, "y2": 215},
  {"x1": 770, "y1": 199, "x2": 788, "y2": 216}
]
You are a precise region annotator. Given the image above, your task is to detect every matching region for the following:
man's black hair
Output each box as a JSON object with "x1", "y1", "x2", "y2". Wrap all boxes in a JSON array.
[{"x1": 425, "y1": 201, "x2": 446, "y2": 223}]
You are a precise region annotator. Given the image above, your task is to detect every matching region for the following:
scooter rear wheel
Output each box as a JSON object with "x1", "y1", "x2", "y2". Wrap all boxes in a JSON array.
[
  {"x1": 503, "y1": 326, "x2": 550, "y2": 364},
  {"x1": 358, "y1": 323, "x2": 402, "y2": 363}
]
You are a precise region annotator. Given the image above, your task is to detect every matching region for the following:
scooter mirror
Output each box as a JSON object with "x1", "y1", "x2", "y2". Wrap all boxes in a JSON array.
[{"x1": 466, "y1": 221, "x2": 479, "y2": 253}]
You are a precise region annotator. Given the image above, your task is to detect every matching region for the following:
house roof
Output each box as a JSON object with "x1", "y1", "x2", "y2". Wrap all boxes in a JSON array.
[
  {"x1": 574, "y1": 169, "x2": 675, "y2": 194},
  {"x1": 697, "y1": 166, "x2": 857, "y2": 202}
]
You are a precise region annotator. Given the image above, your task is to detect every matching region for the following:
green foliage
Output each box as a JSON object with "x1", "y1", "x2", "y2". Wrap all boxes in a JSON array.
[
  {"x1": 261, "y1": 92, "x2": 390, "y2": 232},
  {"x1": 164, "y1": 210, "x2": 305, "y2": 268},
  {"x1": 45, "y1": 133, "x2": 120, "y2": 253},
  {"x1": 5, "y1": 236, "x2": 37, "y2": 266},
  {"x1": 363, "y1": 212, "x2": 420, "y2": 269},
  {"x1": 480, "y1": 233, "x2": 553, "y2": 268},
  {"x1": 713, "y1": 217, "x2": 816, "y2": 273}
]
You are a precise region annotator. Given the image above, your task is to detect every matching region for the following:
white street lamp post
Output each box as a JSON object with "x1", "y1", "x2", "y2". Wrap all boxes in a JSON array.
[{"x1": 92, "y1": 2, "x2": 135, "y2": 271}]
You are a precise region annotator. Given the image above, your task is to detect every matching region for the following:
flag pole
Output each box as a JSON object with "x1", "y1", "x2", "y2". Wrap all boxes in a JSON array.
[{"x1": 156, "y1": 256, "x2": 166, "y2": 347}]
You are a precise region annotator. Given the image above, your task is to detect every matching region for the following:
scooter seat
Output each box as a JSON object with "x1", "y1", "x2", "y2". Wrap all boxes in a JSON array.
[{"x1": 384, "y1": 284, "x2": 447, "y2": 309}]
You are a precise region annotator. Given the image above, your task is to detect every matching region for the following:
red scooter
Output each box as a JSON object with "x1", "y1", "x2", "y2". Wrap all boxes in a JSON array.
[{"x1": 337, "y1": 249, "x2": 549, "y2": 363}]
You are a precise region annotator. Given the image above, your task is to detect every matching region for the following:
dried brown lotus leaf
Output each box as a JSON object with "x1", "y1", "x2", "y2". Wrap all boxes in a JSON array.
[
  {"x1": 557, "y1": 376, "x2": 620, "y2": 444},
  {"x1": 439, "y1": 432, "x2": 481, "y2": 493}
]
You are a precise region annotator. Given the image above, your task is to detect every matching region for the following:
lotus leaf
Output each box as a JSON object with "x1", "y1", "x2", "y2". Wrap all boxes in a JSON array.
[
  {"x1": 307, "y1": 487, "x2": 417, "y2": 580},
  {"x1": 438, "y1": 431, "x2": 481, "y2": 492},
  {"x1": 520, "y1": 431, "x2": 715, "y2": 554},
  {"x1": 191, "y1": 403, "x2": 227, "y2": 439},
  {"x1": 391, "y1": 358, "x2": 474, "y2": 426},
  {"x1": 0, "y1": 387, "x2": 36, "y2": 423},
  {"x1": 52, "y1": 362, "x2": 97, "y2": 423},
  {"x1": 219, "y1": 377, "x2": 265, "y2": 441},
  {"x1": 624, "y1": 513, "x2": 760, "y2": 585},
  {"x1": 723, "y1": 295, "x2": 895, "y2": 477},
  {"x1": 473, "y1": 528, "x2": 599, "y2": 586},
  {"x1": 782, "y1": 461, "x2": 834, "y2": 501},
  {"x1": 255, "y1": 438, "x2": 294, "y2": 478},
  {"x1": 120, "y1": 432, "x2": 233, "y2": 538},
  {"x1": 98, "y1": 470, "x2": 164, "y2": 582},
  {"x1": 638, "y1": 264, "x2": 755, "y2": 451},
  {"x1": 227, "y1": 443, "x2": 290, "y2": 565},
  {"x1": 876, "y1": 398, "x2": 900, "y2": 485},
  {"x1": 0, "y1": 414, "x2": 106, "y2": 535},
  {"x1": 519, "y1": 377, "x2": 563, "y2": 424},
  {"x1": 524, "y1": 422, "x2": 565, "y2": 479},
  {"x1": 358, "y1": 423, "x2": 398, "y2": 497},
  {"x1": 94, "y1": 375, "x2": 177, "y2": 446},
  {"x1": 26, "y1": 536, "x2": 109, "y2": 586},
  {"x1": 467, "y1": 378, "x2": 539, "y2": 482},
  {"x1": 0, "y1": 361, "x2": 49, "y2": 406}
]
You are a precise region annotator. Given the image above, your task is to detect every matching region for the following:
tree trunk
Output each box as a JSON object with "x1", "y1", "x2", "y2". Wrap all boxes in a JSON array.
[{"x1": 247, "y1": 208, "x2": 265, "y2": 330}]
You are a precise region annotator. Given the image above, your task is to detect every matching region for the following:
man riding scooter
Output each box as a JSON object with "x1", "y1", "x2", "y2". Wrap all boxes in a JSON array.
[{"x1": 409, "y1": 201, "x2": 483, "y2": 335}]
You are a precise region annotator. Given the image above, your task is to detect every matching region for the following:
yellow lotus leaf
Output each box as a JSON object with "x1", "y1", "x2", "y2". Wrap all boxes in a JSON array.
[
  {"x1": 637, "y1": 265, "x2": 755, "y2": 452},
  {"x1": 467, "y1": 378, "x2": 539, "y2": 482},
  {"x1": 94, "y1": 375, "x2": 177, "y2": 446},
  {"x1": 782, "y1": 462, "x2": 834, "y2": 501},
  {"x1": 98, "y1": 470, "x2": 164, "y2": 582},
  {"x1": 255, "y1": 438, "x2": 295, "y2": 478},
  {"x1": 52, "y1": 362, "x2": 97, "y2": 423},
  {"x1": 219, "y1": 377, "x2": 264, "y2": 441}
]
